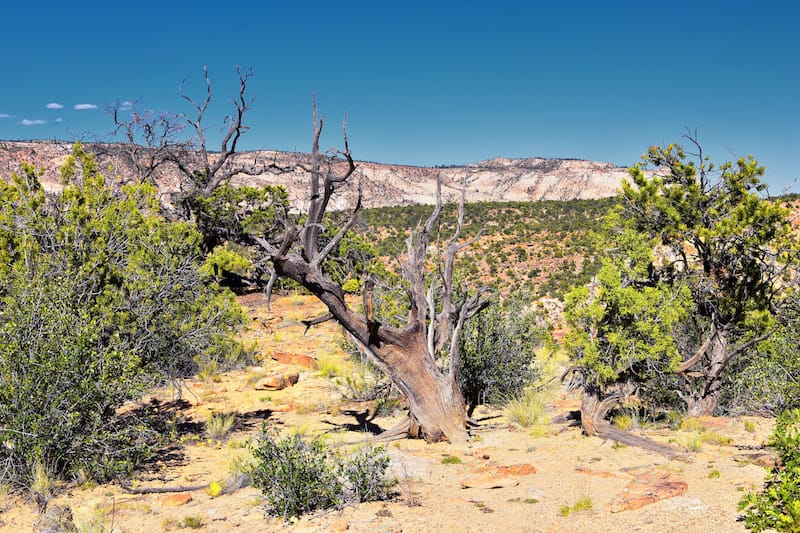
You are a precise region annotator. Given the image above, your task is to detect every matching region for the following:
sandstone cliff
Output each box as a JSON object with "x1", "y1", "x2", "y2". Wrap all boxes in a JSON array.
[{"x1": 0, "y1": 141, "x2": 628, "y2": 208}]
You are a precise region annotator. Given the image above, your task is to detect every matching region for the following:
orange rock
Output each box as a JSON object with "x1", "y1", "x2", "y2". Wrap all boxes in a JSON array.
[
  {"x1": 575, "y1": 466, "x2": 627, "y2": 479},
  {"x1": 497, "y1": 464, "x2": 537, "y2": 476},
  {"x1": 161, "y1": 493, "x2": 193, "y2": 506},
  {"x1": 272, "y1": 351, "x2": 318, "y2": 369},
  {"x1": 254, "y1": 372, "x2": 299, "y2": 391},
  {"x1": 610, "y1": 470, "x2": 687, "y2": 512}
]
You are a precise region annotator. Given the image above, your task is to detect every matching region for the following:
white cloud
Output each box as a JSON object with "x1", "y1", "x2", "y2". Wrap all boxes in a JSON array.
[
  {"x1": 121, "y1": 100, "x2": 134, "y2": 109},
  {"x1": 55, "y1": 118, "x2": 63, "y2": 123},
  {"x1": 46, "y1": 102, "x2": 64, "y2": 109},
  {"x1": 21, "y1": 119, "x2": 46, "y2": 126},
  {"x1": 74, "y1": 103, "x2": 98, "y2": 110},
  {"x1": 0, "y1": 113, "x2": 10, "y2": 118}
]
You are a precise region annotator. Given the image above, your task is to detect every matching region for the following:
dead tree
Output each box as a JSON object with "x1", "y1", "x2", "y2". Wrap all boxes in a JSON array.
[
  {"x1": 105, "y1": 66, "x2": 288, "y2": 222},
  {"x1": 255, "y1": 100, "x2": 489, "y2": 443},
  {"x1": 104, "y1": 69, "x2": 489, "y2": 441},
  {"x1": 105, "y1": 67, "x2": 290, "y2": 298}
]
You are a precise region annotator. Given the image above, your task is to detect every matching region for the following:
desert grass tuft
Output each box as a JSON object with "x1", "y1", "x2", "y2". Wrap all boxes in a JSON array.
[
  {"x1": 206, "y1": 411, "x2": 237, "y2": 441},
  {"x1": 505, "y1": 387, "x2": 547, "y2": 428}
]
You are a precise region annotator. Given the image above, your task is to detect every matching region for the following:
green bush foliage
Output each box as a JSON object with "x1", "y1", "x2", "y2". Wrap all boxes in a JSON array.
[
  {"x1": 458, "y1": 291, "x2": 548, "y2": 411},
  {"x1": 0, "y1": 145, "x2": 246, "y2": 488},
  {"x1": 563, "y1": 211, "x2": 691, "y2": 411},
  {"x1": 340, "y1": 442, "x2": 395, "y2": 504},
  {"x1": 739, "y1": 408, "x2": 800, "y2": 531},
  {"x1": 722, "y1": 326, "x2": 800, "y2": 416},
  {"x1": 249, "y1": 426, "x2": 395, "y2": 520}
]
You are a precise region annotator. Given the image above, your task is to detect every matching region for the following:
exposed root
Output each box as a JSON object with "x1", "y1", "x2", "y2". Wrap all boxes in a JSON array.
[
  {"x1": 374, "y1": 417, "x2": 412, "y2": 442},
  {"x1": 587, "y1": 420, "x2": 690, "y2": 462}
]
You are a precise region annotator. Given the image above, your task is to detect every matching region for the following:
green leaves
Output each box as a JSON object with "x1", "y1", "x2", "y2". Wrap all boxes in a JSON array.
[
  {"x1": 740, "y1": 409, "x2": 800, "y2": 532},
  {"x1": 458, "y1": 291, "x2": 548, "y2": 407},
  {"x1": 624, "y1": 142, "x2": 792, "y2": 326},
  {"x1": 0, "y1": 144, "x2": 246, "y2": 487},
  {"x1": 249, "y1": 427, "x2": 395, "y2": 520},
  {"x1": 564, "y1": 214, "x2": 691, "y2": 391}
]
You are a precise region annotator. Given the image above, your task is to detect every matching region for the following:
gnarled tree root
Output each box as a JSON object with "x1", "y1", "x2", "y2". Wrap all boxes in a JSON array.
[
  {"x1": 374, "y1": 417, "x2": 413, "y2": 442},
  {"x1": 586, "y1": 420, "x2": 690, "y2": 462},
  {"x1": 581, "y1": 387, "x2": 689, "y2": 462}
]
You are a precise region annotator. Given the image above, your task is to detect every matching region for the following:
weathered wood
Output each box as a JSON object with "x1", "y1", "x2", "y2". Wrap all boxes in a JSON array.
[
  {"x1": 262, "y1": 100, "x2": 487, "y2": 444},
  {"x1": 581, "y1": 387, "x2": 688, "y2": 461}
]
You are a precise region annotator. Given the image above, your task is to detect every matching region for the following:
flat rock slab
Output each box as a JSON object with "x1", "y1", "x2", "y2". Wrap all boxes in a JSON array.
[
  {"x1": 609, "y1": 470, "x2": 688, "y2": 512},
  {"x1": 272, "y1": 351, "x2": 318, "y2": 369},
  {"x1": 461, "y1": 474, "x2": 521, "y2": 489},
  {"x1": 462, "y1": 462, "x2": 536, "y2": 489}
]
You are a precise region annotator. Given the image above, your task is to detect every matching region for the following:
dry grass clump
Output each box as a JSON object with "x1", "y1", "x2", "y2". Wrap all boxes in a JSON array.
[
  {"x1": 505, "y1": 387, "x2": 547, "y2": 428},
  {"x1": 206, "y1": 412, "x2": 237, "y2": 441}
]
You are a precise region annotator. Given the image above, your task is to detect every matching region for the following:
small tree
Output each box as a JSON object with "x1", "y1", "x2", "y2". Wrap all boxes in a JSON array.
[
  {"x1": 621, "y1": 138, "x2": 798, "y2": 416},
  {"x1": 564, "y1": 211, "x2": 692, "y2": 442},
  {"x1": 564, "y1": 139, "x2": 799, "y2": 451}
]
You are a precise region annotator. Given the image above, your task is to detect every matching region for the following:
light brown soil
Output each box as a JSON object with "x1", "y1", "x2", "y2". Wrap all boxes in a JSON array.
[{"x1": 0, "y1": 295, "x2": 774, "y2": 533}]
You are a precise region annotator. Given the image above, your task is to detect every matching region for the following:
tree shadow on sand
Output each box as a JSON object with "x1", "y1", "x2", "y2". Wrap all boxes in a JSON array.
[{"x1": 321, "y1": 408, "x2": 386, "y2": 436}]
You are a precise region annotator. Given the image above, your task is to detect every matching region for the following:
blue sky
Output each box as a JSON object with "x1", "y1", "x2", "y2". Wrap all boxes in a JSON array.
[{"x1": 1, "y1": 1, "x2": 798, "y2": 191}]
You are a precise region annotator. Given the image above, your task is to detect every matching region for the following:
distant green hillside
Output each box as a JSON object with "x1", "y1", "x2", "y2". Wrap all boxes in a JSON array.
[{"x1": 360, "y1": 196, "x2": 621, "y2": 299}]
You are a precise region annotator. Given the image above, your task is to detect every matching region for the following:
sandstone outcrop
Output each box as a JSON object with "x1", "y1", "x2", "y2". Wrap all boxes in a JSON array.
[{"x1": 0, "y1": 141, "x2": 629, "y2": 208}]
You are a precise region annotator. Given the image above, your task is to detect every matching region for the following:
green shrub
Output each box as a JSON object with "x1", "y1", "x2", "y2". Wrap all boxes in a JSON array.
[
  {"x1": 341, "y1": 443, "x2": 396, "y2": 504},
  {"x1": 249, "y1": 429, "x2": 343, "y2": 519},
  {"x1": 249, "y1": 426, "x2": 395, "y2": 520},
  {"x1": 0, "y1": 146, "x2": 246, "y2": 488},
  {"x1": 612, "y1": 413, "x2": 634, "y2": 431},
  {"x1": 739, "y1": 408, "x2": 800, "y2": 531},
  {"x1": 458, "y1": 291, "x2": 548, "y2": 412},
  {"x1": 723, "y1": 327, "x2": 800, "y2": 416}
]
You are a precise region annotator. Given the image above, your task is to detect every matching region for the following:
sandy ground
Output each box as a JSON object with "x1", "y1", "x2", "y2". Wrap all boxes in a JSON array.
[{"x1": 0, "y1": 295, "x2": 775, "y2": 533}]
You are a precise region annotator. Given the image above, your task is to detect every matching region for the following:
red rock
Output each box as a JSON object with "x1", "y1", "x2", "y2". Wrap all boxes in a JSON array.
[
  {"x1": 610, "y1": 470, "x2": 688, "y2": 512},
  {"x1": 254, "y1": 372, "x2": 299, "y2": 390},
  {"x1": 161, "y1": 493, "x2": 193, "y2": 506},
  {"x1": 497, "y1": 464, "x2": 537, "y2": 476},
  {"x1": 272, "y1": 351, "x2": 318, "y2": 369}
]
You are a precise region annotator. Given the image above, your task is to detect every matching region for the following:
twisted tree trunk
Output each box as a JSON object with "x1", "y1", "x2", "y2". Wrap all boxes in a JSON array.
[
  {"x1": 260, "y1": 100, "x2": 487, "y2": 443},
  {"x1": 580, "y1": 385, "x2": 687, "y2": 460}
]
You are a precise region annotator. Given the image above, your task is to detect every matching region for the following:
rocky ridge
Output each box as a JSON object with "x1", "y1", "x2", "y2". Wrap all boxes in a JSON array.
[{"x1": 0, "y1": 140, "x2": 629, "y2": 208}]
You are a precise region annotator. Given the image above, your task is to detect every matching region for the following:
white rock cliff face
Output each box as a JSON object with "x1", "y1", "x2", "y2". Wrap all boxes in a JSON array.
[{"x1": 0, "y1": 141, "x2": 629, "y2": 208}]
